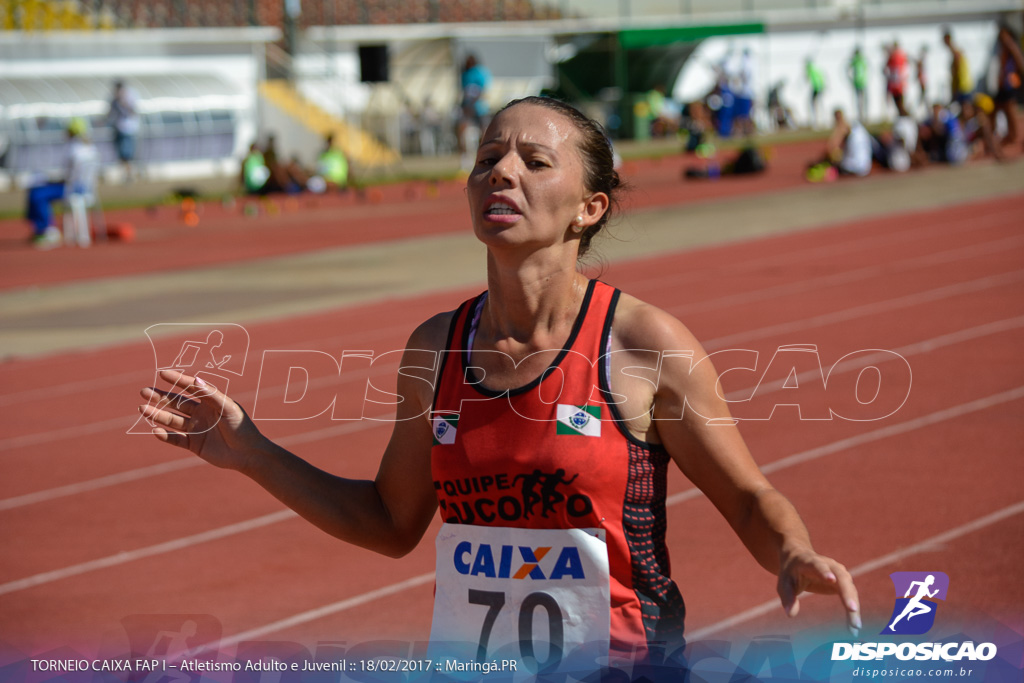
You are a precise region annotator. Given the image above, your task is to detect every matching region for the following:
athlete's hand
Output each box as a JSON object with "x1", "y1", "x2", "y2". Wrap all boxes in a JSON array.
[
  {"x1": 138, "y1": 369, "x2": 265, "y2": 472},
  {"x1": 778, "y1": 545, "x2": 862, "y2": 637}
]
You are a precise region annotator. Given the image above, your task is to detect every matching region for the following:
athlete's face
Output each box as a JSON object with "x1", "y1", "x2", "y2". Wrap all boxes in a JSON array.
[{"x1": 467, "y1": 104, "x2": 592, "y2": 253}]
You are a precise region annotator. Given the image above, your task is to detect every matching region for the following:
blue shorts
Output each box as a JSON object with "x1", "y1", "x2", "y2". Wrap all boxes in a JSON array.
[
  {"x1": 115, "y1": 131, "x2": 136, "y2": 162},
  {"x1": 734, "y1": 96, "x2": 753, "y2": 118}
]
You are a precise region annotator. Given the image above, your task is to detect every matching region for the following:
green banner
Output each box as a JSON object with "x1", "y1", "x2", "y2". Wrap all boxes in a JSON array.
[{"x1": 619, "y1": 23, "x2": 764, "y2": 49}]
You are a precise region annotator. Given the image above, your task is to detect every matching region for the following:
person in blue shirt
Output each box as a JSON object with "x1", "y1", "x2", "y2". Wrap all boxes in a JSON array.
[{"x1": 457, "y1": 54, "x2": 492, "y2": 168}]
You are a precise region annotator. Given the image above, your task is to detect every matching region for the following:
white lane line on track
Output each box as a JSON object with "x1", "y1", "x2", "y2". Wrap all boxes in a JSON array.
[
  {"x1": 685, "y1": 500, "x2": 1024, "y2": 641},
  {"x1": 674, "y1": 235, "x2": 1024, "y2": 317},
  {"x1": 4, "y1": 263, "x2": 1023, "y2": 454},
  {"x1": 0, "y1": 510, "x2": 297, "y2": 597},
  {"x1": 623, "y1": 206, "x2": 1022, "y2": 295},
  {"x1": 203, "y1": 571, "x2": 439, "y2": 653},
  {"x1": 722, "y1": 314, "x2": 1024, "y2": 402},
  {"x1": 3, "y1": 316, "x2": 1023, "y2": 511},
  {"x1": 0, "y1": 416, "x2": 391, "y2": 512},
  {"x1": 703, "y1": 269, "x2": 1024, "y2": 350},
  {"x1": 2, "y1": 386, "x2": 1021, "y2": 605},
  {"x1": 665, "y1": 386, "x2": 1024, "y2": 506},
  {"x1": 0, "y1": 357, "x2": 390, "y2": 452}
]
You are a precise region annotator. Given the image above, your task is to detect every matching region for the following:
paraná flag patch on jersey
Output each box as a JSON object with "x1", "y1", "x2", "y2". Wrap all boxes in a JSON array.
[
  {"x1": 556, "y1": 404, "x2": 601, "y2": 437},
  {"x1": 432, "y1": 413, "x2": 459, "y2": 445}
]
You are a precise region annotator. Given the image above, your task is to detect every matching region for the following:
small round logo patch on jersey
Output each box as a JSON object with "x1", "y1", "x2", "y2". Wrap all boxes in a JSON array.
[
  {"x1": 432, "y1": 413, "x2": 459, "y2": 445},
  {"x1": 570, "y1": 410, "x2": 590, "y2": 429}
]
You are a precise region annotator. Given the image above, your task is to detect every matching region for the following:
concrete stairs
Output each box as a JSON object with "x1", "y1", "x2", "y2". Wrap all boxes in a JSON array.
[{"x1": 258, "y1": 79, "x2": 400, "y2": 169}]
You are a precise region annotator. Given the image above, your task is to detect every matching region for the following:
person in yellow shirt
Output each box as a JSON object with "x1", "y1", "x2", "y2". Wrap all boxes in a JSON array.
[{"x1": 942, "y1": 28, "x2": 974, "y2": 105}]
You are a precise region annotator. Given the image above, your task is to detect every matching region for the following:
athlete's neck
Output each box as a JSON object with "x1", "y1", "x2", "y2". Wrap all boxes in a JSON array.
[{"x1": 481, "y1": 251, "x2": 588, "y2": 353}]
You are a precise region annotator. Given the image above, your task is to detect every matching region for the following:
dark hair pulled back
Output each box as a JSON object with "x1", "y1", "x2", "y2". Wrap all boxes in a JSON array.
[{"x1": 496, "y1": 96, "x2": 622, "y2": 257}]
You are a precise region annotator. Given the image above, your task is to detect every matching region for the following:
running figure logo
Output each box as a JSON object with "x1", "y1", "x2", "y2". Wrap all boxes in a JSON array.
[
  {"x1": 128, "y1": 323, "x2": 249, "y2": 435},
  {"x1": 882, "y1": 571, "x2": 949, "y2": 635}
]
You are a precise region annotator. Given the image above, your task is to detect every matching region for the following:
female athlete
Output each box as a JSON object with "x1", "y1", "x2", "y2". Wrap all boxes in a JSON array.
[{"x1": 139, "y1": 96, "x2": 860, "y2": 672}]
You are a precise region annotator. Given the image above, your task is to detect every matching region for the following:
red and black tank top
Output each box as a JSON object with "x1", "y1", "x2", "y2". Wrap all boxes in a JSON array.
[{"x1": 430, "y1": 279, "x2": 686, "y2": 651}]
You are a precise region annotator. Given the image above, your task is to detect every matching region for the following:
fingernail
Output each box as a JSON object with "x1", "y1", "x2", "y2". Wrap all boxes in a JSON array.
[
  {"x1": 848, "y1": 599, "x2": 859, "y2": 613},
  {"x1": 826, "y1": 572, "x2": 837, "y2": 582},
  {"x1": 195, "y1": 377, "x2": 207, "y2": 387},
  {"x1": 853, "y1": 613, "x2": 863, "y2": 630},
  {"x1": 849, "y1": 626, "x2": 860, "y2": 638}
]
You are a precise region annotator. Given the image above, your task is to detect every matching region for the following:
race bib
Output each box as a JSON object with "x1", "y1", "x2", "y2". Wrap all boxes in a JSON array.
[{"x1": 430, "y1": 524, "x2": 610, "y2": 677}]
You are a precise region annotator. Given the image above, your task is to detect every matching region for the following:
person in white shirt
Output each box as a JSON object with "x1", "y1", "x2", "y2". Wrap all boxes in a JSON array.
[
  {"x1": 107, "y1": 80, "x2": 140, "y2": 180},
  {"x1": 25, "y1": 118, "x2": 100, "y2": 248}
]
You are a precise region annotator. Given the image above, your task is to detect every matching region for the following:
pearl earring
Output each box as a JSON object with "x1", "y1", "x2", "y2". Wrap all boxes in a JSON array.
[{"x1": 573, "y1": 215, "x2": 584, "y2": 232}]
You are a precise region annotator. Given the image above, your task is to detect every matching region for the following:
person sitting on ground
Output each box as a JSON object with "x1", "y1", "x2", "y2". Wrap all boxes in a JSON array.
[
  {"x1": 683, "y1": 143, "x2": 767, "y2": 180},
  {"x1": 282, "y1": 155, "x2": 314, "y2": 193},
  {"x1": 261, "y1": 135, "x2": 294, "y2": 194},
  {"x1": 24, "y1": 117, "x2": 100, "y2": 248},
  {"x1": 915, "y1": 102, "x2": 967, "y2": 166},
  {"x1": 240, "y1": 142, "x2": 272, "y2": 196},
  {"x1": 871, "y1": 127, "x2": 911, "y2": 173},
  {"x1": 807, "y1": 109, "x2": 872, "y2": 181},
  {"x1": 313, "y1": 134, "x2": 349, "y2": 192},
  {"x1": 959, "y1": 95, "x2": 1003, "y2": 161},
  {"x1": 680, "y1": 101, "x2": 715, "y2": 156}
]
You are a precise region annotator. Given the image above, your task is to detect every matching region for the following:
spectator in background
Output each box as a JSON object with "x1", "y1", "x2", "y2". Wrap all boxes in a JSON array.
[
  {"x1": 916, "y1": 102, "x2": 968, "y2": 166},
  {"x1": 283, "y1": 155, "x2": 313, "y2": 191},
  {"x1": 25, "y1": 118, "x2": 100, "y2": 248},
  {"x1": 418, "y1": 98, "x2": 442, "y2": 156},
  {"x1": 994, "y1": 24, "x2": 1024, "y2": 148},
  {"x1": 261, "y1": 134, "x2": 299, "y2": 193},
  {"x1": 942, "y1": 28, "x2": 974, "y2": 106},
  {"x1": 806, "y1": 109, "x2": 872, "y2": 181},
  {"x1": 884, "y1": 41, "x2": 909, "y2": 118},
  {"x1": 961, "y1": 94, "x2": 1004, "y2": 161},
  {"x1": 848, "y1": 47, "x2": 868, "y2": 121},
  {"x1": 734, "y1": 48, "x2": 757, "y2": 136},
  {"x1": 458, "y1": 54, "x2": 491, "y2": 170},
  {"x1": 805, "y1": 57, "x2": 826, "y2": 129},
  {"x1": 680, "y1": 100, "x2": 716, "y2": 164},
  {"x1": 107, "y1": 80, "x2": 140, "y2": 182},
  {"x1": 767, "y1": 79, "x2": 794, "y2": 130},
  {"x1": 645, "y1": 83, "x2": 680, "y2": 138},
  {"x1": 315, "y1": 134, "x2": 349, "y2": 192},
  {"x1": 915, "y1": 46, "x2": 929, "y2": 116},
  {"x1": 871, "y1": 118, "x2": 916, "y2": 173},
  {"x1": 240, "y1": 142, "x2": 271, "y2": 195}
]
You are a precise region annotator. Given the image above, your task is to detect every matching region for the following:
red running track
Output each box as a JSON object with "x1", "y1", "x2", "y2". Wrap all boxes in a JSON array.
[{"x1": 0, "y1": 181, "x2": 1021, "y2": 664}]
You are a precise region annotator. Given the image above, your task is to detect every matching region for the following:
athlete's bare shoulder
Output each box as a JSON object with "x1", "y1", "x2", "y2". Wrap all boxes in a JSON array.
[
  {"x1": 406, "y1": 309, "x2": 458, "y2": 354},
  {"x1": 610, "y1": 291, "x2": 704, "y2": 357}
]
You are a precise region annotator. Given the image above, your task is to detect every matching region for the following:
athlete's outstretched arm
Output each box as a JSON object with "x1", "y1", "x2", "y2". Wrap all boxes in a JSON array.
[
  {"x1": 138, "y1": 316, "x2": 447, "y2": 558},
  {"x1": 623, "y1": 302, "x2": 862, "y2": 635}
]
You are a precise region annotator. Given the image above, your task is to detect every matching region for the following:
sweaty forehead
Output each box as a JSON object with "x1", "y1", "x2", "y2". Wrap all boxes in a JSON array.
[{"x1": 484, "y1": 104, "x2": 578, "y2": 150}]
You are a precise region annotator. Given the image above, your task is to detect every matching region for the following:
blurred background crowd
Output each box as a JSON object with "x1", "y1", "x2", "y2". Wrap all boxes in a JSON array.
[{"x1": 1, "y1": 0, "x2": 1021, "y2": 245}]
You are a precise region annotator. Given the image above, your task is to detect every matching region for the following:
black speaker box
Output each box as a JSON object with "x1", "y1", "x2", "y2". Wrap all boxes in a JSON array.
[{"x1": 359, "y1": 45, "x2": 389, "y2": 83}]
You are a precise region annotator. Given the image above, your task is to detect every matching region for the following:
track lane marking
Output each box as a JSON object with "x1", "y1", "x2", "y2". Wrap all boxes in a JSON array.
[
  {"x1": 703, "y1": 269, "x2": 1024, "y2": 350},
  {"x1": 686, "y1": 500, "x2": 1024, "y2": 640}
]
